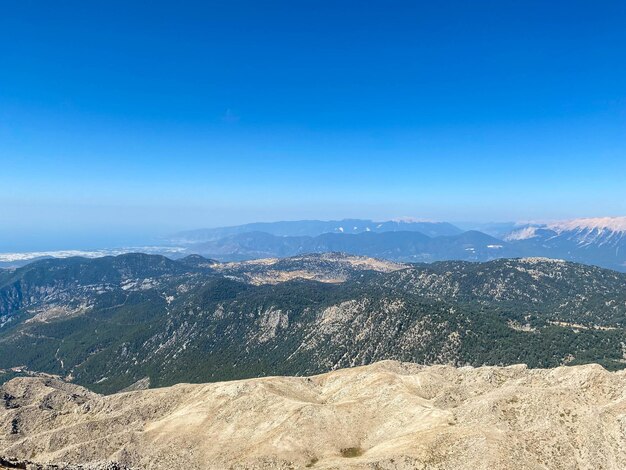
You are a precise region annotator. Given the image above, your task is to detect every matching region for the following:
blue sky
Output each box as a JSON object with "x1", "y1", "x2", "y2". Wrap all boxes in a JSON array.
[{"x1": 1, "y1": 1, "x2": 626, "y2": 249}]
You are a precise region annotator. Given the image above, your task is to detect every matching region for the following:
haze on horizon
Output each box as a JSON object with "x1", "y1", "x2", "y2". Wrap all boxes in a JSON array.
[{"x1": 1, "y1": 1, "x2": 625, "y2": 251}]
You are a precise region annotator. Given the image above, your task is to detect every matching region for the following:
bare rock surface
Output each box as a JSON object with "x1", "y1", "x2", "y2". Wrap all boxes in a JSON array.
[
  {"x1": 2, "y1": 361, "x2": 626, "y2": 469},
  {"x1": 214, "y1": 253, "x2": 407, "y2": 285}
]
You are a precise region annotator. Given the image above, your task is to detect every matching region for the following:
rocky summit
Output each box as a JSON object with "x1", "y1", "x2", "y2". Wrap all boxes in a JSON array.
[{"x1": 1, "y1": 361, "x2": 626, "y2": 469}]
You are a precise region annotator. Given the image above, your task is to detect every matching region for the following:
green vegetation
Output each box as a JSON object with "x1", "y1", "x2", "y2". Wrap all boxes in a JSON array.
[{"x1": 1, "y1": 254, "x2": 626, "y2": 393}]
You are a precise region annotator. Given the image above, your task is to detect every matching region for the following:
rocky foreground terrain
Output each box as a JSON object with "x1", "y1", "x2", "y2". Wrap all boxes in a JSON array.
[{"x1": 2, "y1": 361, "x2": 626, "y2": 469}]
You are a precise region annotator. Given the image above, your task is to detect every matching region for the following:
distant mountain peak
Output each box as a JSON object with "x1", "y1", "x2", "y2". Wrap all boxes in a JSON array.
[
  {"x1": 169, "y1": 218, "x2": 463, "y2": 244},
  {"x1": 505, "y1": 217, "x2": 626, "y2": 242},
  {"x1": 548, "y1": 216, "x2": 626, "y2": 234},
  {"x1": 500, "y1": 217, "x2": 626, "y2": 270}
]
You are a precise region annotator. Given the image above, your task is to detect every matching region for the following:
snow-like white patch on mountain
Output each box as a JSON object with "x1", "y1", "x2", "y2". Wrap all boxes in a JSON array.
[
  {"x1": 505, "y1": 217, "x2": 626, "y2": 245},
  {"x1": 504, "y1": 226, "x2": 541, "y2": 241},
  {"x1": 548, "y1": 217, "x2": 626, "y2": 234}
]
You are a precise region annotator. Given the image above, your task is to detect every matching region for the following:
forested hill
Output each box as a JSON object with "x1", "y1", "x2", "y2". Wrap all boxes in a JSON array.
[{"x1": 1, "y1": 253, "x2": 626, "y2": 393}]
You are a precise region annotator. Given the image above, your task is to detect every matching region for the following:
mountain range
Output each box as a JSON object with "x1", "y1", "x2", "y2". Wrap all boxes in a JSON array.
[
  {"x1": 3, "y1": 217, "x2": 625, "y2": 272},
  {"x1": 188, "y1": 229, "x2": 511, "y2": 263},
  {"x1": 169, "y1": 218, "x2": 463, "y2": 242},
  {"x1": 165, "y1": 217, "x2": 626, "y2": 271},
  {"x1": 1, "y1": 252, "x2": 626, "y2": 394}
]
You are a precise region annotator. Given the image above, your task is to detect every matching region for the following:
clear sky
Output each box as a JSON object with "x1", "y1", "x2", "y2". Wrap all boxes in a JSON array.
[{"x1": 1, "y1": 1, "x2": 626, "y2": 249}]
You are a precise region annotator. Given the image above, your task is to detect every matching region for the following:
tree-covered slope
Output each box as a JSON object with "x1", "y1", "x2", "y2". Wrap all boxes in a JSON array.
[{"x1": 1, "y1": 254, "x2": 626, "y2": 393}]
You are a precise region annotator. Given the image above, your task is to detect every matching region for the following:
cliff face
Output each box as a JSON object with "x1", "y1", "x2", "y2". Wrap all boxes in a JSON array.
[{"x1": 2, "y1": 361, "x2": 626, "y2": 469}]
